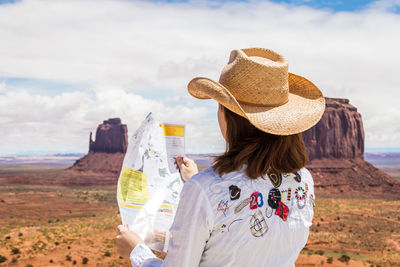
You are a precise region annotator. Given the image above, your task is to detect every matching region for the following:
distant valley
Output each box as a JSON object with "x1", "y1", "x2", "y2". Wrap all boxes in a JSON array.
[
  {"x1": 1, "y1": 152, "x2": 400, "y2": 182},
  {"x1": 0, "y1": 154, "x2": 84, "y2": 166},
  {"x1": 365, "y1": 152, "x2": 400, "y2": 181}
]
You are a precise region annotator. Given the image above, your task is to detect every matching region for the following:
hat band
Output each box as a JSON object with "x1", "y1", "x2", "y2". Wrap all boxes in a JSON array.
[{"x1": 237, "y1": 98, "x2": 289, "y2": 108}]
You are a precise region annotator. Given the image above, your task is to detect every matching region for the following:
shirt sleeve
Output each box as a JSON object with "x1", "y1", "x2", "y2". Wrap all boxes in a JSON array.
[
  {"x1": 130, "y1": 244, "x2": 163, "y2": 267},
  {"x1": 130, "y1": 178, "x2": 214, "y2": 267}
]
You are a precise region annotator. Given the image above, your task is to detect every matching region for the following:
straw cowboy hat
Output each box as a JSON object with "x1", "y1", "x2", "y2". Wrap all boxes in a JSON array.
[{"x1": 187, "y1": 48, "x2": 325, "y2": 135}]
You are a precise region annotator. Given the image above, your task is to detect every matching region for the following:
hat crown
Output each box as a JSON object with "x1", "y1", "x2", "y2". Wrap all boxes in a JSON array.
[{"x1": 219, "y1": 48, "x2": 289, "y2": 106}]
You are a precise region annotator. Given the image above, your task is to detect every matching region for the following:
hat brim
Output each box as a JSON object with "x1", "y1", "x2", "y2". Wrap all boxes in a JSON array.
[{"x1": 187, "y1": 73, "x2": 325, "y2": 135}]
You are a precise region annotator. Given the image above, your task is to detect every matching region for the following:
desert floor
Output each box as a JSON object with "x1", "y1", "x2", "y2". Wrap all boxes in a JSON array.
[{"x1": 0, "y1": 166, "x2": 399, "y2": 267}]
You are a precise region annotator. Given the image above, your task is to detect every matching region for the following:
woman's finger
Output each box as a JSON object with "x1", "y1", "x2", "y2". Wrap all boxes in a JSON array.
[
  {"x1": 183, "y1": 157, "x2": 194, "y2": 166},
  {"x1": 176, "y1": 156, "x2": 184, "y2": 170}
]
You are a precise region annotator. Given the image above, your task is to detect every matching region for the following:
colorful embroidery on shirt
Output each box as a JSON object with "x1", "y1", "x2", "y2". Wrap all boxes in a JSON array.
[
  {"x1": 217, "y1": 200, "x2": 229, "y2": 217},
  {"x1": 294, "y1": 186, "x2": 307, "y2": 209},
  {"x1": 293, "y1": 172, "x2": 302, "y2": 183},
  {"x1": 268, "y1": 172, "x2": 282, "y2": 188},
  {"x1": 275, "y1": 201, "x2": 289, "y2": 221},
  {"x1": 213, "y1": 171, "x2": 313, "y2": 238},
  {"x1": 234, "y1": 197, "x2": 250, "y2": 214},
  {"x1": 287, "y1": 174, "x2": 296, "y2": 185},
  {"x1": 280, "y1": 190, "x2": 287, "y2": 202},
  {"x1": 216, "y1": 223, "x2": 227, "y2": 232},
  {"x1": 268, "y1": 188, "x2": 281, "y2": 209},
  {"x1": 229, "y1": 185, "x2": 241, "y2": 200},
  {"x1": 250, "y1": 210, "x2": 268, "y2": 237},
  {"x1": 250, "y1": 192, "x2": 264, "y2": 209},
  {"x1": 294, "y1": 186, "x2": 306, "y2": 200}
]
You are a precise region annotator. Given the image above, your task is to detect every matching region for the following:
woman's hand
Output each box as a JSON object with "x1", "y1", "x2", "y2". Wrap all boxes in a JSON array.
[
  {"x1": 176, "y1": 156, "x2": 199, "y2": 182},
  {"x1": 115, "y1": 225, "x2": 144, "y2": 258}
]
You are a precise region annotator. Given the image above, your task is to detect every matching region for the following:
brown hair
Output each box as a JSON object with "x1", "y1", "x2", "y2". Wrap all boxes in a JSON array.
[{"x1": 212, "y1": 105, "x2": 308, "y2": 179}]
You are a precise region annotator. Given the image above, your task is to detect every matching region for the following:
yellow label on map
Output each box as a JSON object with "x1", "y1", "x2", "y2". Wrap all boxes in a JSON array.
[
  {"x1": 163, "y1": 125, "x2": 184, "y2": 137},
  {"x1": 118, "y1": 167, "x2": 149, "y2": 205}
]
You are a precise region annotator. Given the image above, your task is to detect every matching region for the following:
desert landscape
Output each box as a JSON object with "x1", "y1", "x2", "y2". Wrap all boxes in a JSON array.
[
  {"x1": 1, "y1": 166, "x2": 399, "y2": 266},
  {"x1": 1, "y1": 98, "x2": 400, "y2": 266}
]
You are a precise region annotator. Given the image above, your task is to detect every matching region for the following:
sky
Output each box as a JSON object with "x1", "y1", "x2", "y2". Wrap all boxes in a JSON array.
[{"x1": 0, "y1": 0, "x2": 400, "y2": 155}]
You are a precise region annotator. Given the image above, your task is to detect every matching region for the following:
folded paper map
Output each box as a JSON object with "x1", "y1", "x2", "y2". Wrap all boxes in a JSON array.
[{"x1": 117, "y1": 113, "x2": 185, "y2": 252}]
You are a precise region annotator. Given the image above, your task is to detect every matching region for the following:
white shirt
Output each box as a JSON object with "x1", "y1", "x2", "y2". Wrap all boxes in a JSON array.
[{"x1": 130, "y1": 166, "x2": 315, "y2": 267}]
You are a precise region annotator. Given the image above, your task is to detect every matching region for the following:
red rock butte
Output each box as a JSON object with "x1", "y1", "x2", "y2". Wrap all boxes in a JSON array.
[
  {"x1": 89, "y1": 118, "x2": 128, "y2": 153},
  {"x1": 303, "y1": 98, "x2": 364, "y2": 160},
  {"x1": 69, "y1": 118, "x2": 127, "y2": 176},
  {"x1": 302, "y1": 98, "x2": 399, "y2": 196}
]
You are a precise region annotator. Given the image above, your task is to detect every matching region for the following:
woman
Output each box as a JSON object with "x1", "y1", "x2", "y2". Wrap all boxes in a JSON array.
[{"x1": 116, "y1": 48, "x2": 325, "y2": 267}]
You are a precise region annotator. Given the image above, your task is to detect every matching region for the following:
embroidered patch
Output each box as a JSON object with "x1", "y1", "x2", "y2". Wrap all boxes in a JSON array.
[
  {"x1": 288, "y1": 174, "x2": 296, "y2": 185},
  {"x1": 293, "y1": 172, "x2": 301, "y2": 183},
  {"x1": 275, "y1": 201, "x2": 289, "y2": 221},
  {"x1": 280, "y1": 189, "x2": 287, "y2": 202},
  {"x1": 229, "y1": 185, "x2": 241, "y2": 200},
  {"x1": 267, "y1": 188, "x2": 281, "y2": 209},
  {"x1": 217, "y1": 223, "x2": 227, "y2": 232},
  {"x1": 294, "y1": 186, "x2": 306, "y2": 200},
  {"x1": 250, "y1": 191, "x2": 264, "y2": 209},
  {"x1": 287, "y1": 188, "x2": 292, "y2": 201},
  {"x1": 234, "y1": 197, "x2": 250, "y2": 214},
  {"x1": 297, "y1": 197, "x2": 306, "y2": 209},
  {"x1": 265, "y1": 206, "x2": 273, "y2": 218},
  {"x1": 268, "y1": 172, "x2": 282, "y2": 188},
  {"x1": 217, "y1": 200, "x2": 229, "y2": 217},
  {"x1": 250, "y1": 210, "x2": 268, "y2": 237}
]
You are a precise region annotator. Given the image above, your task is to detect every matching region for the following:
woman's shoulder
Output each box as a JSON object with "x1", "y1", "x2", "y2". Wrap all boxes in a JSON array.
[
  {"x1": 187, "y1": 167, "x2": 247, "y2": 202},
  {"x1": 297, "y1": 167, "x2": 314, "y2": 185},
  {"x1": 188, "y1": 167, "x2": 221, "y2": 189},
  {"x1": 189, "y1": 166, "x2": 313, "y2": 186}
]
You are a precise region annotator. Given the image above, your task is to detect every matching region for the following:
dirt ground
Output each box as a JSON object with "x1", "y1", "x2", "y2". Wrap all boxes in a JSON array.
[{"x1": 0, "y1": 166, "x2": 399, "y2": 266}]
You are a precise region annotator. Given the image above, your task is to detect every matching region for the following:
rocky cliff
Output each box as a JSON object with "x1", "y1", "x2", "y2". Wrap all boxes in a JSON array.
[
  {"x1": 69, "y1": 118, "x2": 127, "y2": 176},
  {"x1": 302, "y1": 98, "x2": 364, "y2": 160},
  {"x1": 303, "y1": 98, "x2": 399, "y2": 196},
  {"x1": 89, "y1": 118, "x2": 128, "y2": 153}
]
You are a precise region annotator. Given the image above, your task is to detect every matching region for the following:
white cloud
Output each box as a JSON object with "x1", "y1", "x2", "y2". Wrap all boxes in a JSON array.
[
  {"x1": 0, "y1": 87, "x2": 220, "y2": 155},
  {"x1": 368, "y1": 0, "x2": 400, "y2": 11},
  {"x1": 0, "y1": 0, "x2": 399, "y2": 154}
]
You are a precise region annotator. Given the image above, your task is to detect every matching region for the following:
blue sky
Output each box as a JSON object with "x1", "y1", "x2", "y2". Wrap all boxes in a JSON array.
[
  {"x1": 0, "y1": 0, "x2": 400, "y2": 155},
  {"x1": 0, "y1": 77, "x2": 91, "y2": 97},
  {"x1": 158, "y1": 0, "x2": 381, "y2": 12},
  {"x1": 0, "y1": 0, "x2": 394, "y2": 12}
]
